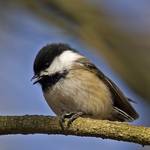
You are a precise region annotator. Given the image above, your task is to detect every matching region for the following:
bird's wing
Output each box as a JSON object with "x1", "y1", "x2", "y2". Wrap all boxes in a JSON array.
[{"x1": 76, "y1": 58, "x2": 139, "y2": 121}]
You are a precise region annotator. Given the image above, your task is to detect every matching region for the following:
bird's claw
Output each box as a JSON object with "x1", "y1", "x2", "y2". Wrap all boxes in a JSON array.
[{"x1": 59, "y1": 112, "x2": 83, "y2": 130}]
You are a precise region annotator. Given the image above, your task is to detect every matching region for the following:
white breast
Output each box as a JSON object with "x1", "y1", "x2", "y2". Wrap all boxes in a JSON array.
[{"x1": 43, "y1": 68, "x2": 113, "y2": 119}]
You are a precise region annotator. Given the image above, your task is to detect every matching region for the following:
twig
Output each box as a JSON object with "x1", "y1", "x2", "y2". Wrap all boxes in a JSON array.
[{"x1": 0, "y1": 115, "x2": 149, "y2": 145}]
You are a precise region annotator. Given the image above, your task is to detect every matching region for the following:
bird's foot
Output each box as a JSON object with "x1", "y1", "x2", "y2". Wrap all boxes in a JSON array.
[{"x1": 59, "y1": 112, "x2": 83, "y2": 130}]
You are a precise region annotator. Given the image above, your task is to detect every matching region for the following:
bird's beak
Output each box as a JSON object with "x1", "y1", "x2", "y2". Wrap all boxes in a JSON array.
[
  {"x1": 31, "y1": 71, "x2": 49, "y2": 84},
  {"x1": 31, "y1": 74, "x2": 42, "y2": 85}
]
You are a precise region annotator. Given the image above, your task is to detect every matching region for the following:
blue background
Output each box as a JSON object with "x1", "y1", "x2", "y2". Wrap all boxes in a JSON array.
[{"x1": 0, "y1": 1, "x2": 149, "y2": 150}]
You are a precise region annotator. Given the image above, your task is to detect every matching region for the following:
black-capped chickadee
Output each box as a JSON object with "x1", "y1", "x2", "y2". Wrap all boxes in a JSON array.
[{"x1": 32, "y1": 43, "x2": 139, "y2": 125}]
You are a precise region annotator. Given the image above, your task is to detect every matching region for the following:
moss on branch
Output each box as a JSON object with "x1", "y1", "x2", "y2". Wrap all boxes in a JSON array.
[{"x1": 0, "y1": 115, "x2": 149, "y2": 145}]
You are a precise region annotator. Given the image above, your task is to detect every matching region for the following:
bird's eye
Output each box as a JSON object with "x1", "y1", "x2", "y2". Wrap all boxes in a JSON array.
[{"x1": 45, "y1": 62, "x2": 50, "y2": 68}]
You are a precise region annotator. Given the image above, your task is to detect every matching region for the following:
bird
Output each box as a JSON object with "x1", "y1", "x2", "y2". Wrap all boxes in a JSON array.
[{"x1": 32, "y1": 43, "x2": 139, "y2": 127}]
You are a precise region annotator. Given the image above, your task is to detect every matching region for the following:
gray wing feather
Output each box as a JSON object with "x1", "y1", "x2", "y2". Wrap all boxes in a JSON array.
[{"x1": 77, "y1": 58, "x2": 139, "y2": 121}]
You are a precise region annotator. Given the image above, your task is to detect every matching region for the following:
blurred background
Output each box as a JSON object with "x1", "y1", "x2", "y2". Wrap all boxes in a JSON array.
[{"x1": 0, "y1": 0, "x2": 149, "y2": 150}]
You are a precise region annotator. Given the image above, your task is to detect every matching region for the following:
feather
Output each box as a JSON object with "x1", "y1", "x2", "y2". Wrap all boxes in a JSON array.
[{"x1": 76, "y1": 58, "x2": 139, "y2": 121}]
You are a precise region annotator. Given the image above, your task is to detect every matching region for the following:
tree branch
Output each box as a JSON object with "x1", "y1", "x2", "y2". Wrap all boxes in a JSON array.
[{"x1": 0, "y1": 115, "x2": 149, "y2": 145}]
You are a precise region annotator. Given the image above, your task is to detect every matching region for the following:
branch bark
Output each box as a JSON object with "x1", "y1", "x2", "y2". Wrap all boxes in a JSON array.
[{"x1": 0, "y1": 115, "x2": 149, "y2": 145}]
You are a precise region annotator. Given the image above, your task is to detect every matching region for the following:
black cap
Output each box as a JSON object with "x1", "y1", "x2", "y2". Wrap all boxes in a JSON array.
[{"x1": 33, "y1": 43, "x2": 76, "y2": 75}]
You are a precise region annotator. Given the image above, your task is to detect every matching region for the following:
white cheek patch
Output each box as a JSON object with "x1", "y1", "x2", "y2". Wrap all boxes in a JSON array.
[
  {"x1": 40, "y1": 70, "x2": 49, "y2": 76},
  {"x1": 46, "y1": 50, "x2": 83, "y2": 74}
]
